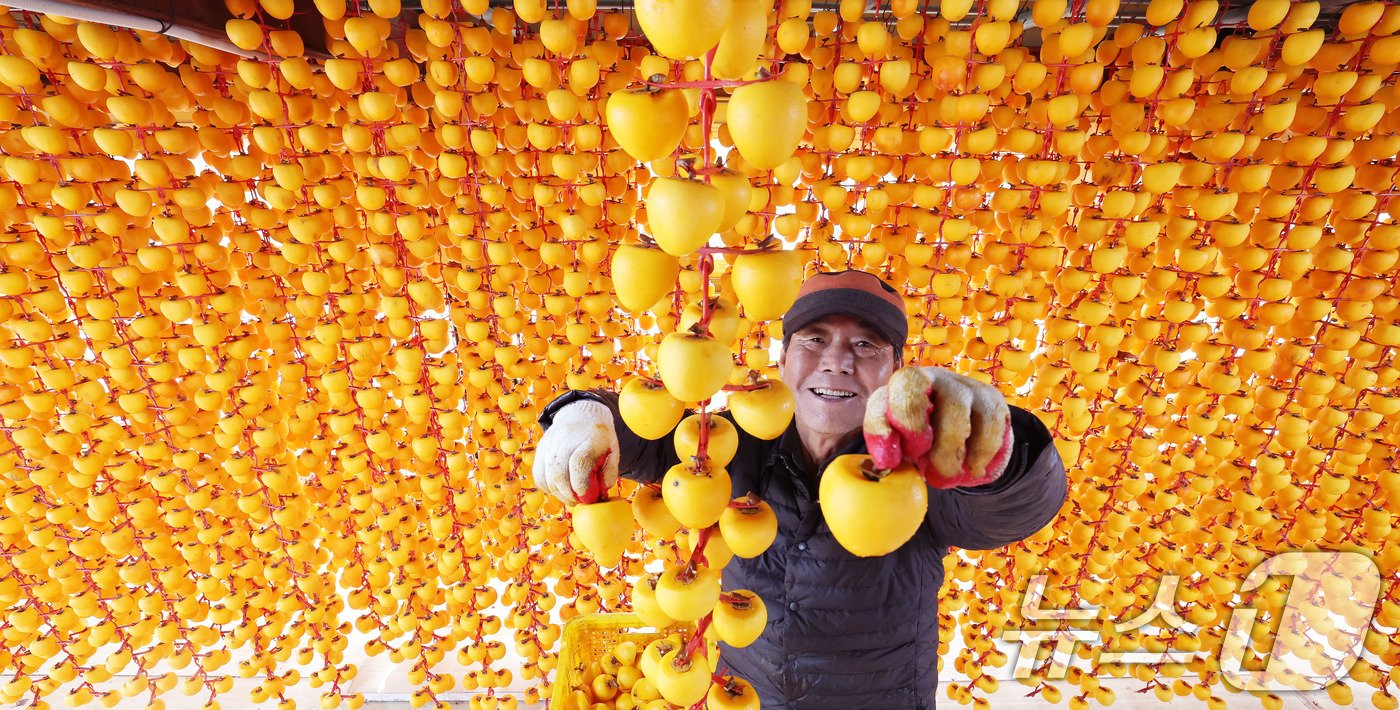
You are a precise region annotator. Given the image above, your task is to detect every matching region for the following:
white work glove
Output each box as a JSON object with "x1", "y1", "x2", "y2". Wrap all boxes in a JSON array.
[
  {"x1": 532, "y1": 400, "x2": 621, "y2": 504},
  {"x1": 864, "y1": 367, "x2": 1014, "y2": 489}
]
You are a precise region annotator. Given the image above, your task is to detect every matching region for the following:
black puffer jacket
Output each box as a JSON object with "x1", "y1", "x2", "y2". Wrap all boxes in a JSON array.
[{"x1": 540, "y1": 389, "x2": 1068, "y2": 709}]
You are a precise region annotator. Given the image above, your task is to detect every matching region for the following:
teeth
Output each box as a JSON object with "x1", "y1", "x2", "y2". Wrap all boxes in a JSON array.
[{"x1": 812, "y1": 388, "x2": 855, "y2": 398}]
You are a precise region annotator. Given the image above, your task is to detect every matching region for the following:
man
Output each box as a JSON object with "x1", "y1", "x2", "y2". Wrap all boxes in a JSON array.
[{"x1": 534, "y1": 270, "x2": 1068, "y2": 708}]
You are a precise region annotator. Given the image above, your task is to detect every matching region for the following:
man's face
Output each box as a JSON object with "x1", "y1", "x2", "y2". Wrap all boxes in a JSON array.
[{"x1": 778, "y1": 314, "x2": 899, "y2": 440}]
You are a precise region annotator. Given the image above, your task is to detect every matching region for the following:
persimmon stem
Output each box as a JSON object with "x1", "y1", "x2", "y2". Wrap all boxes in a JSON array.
[
  {"x1": 676, "y1": 560, "x2": 696, "y2": 584},
  {"x1": 697, "y1": 410, "x2": 710, "y2": 461},
  {"x1": 859, "y1": 457, "x2": 888, "y2": 482},
  {"x1": 723, "y1": 381, "x2": 769, "y2": 392},
  {"x1": 688, "y1": 526, "x2": 714, "y2": 568},
  {"x1": 726, "y1": 492, "x2": 762, "y2": 510},
  {"x1": 579, "y1": 447, "x2": 612, "y2": 504},
  {"x1": 717, "y1": 591, "x2": 751, "y2": 607},
  {"x1": 680, "y1": 612, "x2": 712, "y2": 664},
  {"x1": 701, "y1": 47, "x2": 716, "y2": 173},
  {"x1": 697, "y1": 253, "x2": 714, "y2": 336}
]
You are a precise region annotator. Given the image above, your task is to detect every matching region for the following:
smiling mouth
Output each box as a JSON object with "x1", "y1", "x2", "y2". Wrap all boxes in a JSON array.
[{"x1": 810, "y1": 387, "x2": 858, "y2": 401}]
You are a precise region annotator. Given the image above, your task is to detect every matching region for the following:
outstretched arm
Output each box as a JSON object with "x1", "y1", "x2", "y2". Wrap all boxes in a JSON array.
[
  {"x1": 538, "y1": 389, "x2": 683, "y2": 485},
  {"x1": 925, "y1": 406, "x2": 1068, "y2": 551}
]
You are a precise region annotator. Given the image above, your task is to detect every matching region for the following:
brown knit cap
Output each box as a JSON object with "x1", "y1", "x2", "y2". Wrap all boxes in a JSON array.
[{"x1": 781, "y1": 270, "x2": 908, "y2": 350}]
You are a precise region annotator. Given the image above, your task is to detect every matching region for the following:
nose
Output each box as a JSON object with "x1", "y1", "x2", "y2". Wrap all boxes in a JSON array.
[{"x1": 817, "y1": 341, "x2": 855, "y2": 375}]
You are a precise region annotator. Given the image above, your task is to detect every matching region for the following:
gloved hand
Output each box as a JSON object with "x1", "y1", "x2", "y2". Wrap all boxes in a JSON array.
[
  {"x1": 864, "y1": 367, "x2": 1014, "y2": 489},
  {"x1": 532, "y1": 400, "x2": 620, "y2": 504}
]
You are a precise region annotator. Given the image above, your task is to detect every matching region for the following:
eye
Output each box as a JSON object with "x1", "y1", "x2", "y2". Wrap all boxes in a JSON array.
[{"x1": 855, "y1": 339, "x2": 887, "y2": 356}]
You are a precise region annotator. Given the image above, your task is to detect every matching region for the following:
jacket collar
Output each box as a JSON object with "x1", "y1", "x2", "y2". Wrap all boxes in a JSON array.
[{"x1": 770, "y1": 419, "x2": 868, "y2": 479}]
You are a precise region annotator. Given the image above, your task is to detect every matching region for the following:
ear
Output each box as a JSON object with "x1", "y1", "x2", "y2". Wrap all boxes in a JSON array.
[{"x1": 778, "y1": 343, "x2": 788, "y2": 377}]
